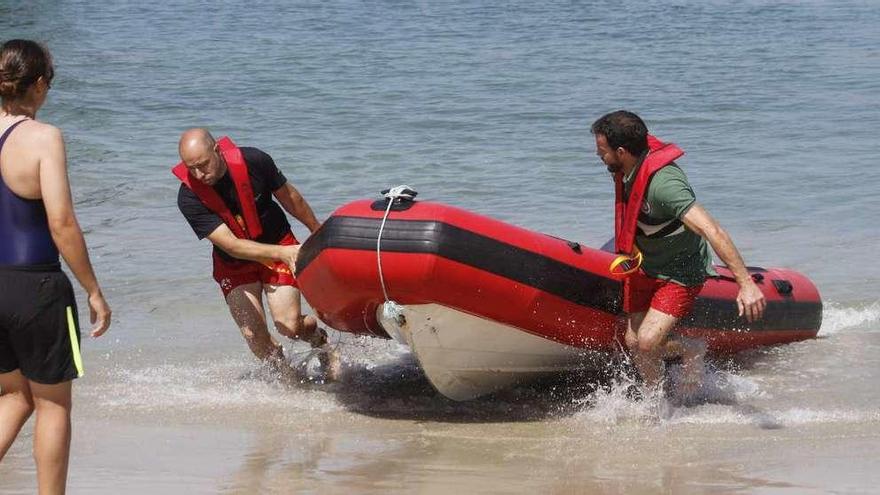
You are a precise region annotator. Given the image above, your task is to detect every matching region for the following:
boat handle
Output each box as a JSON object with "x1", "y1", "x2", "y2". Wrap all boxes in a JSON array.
[{"x1": 772, "y1": 279, "x2": 793, "y2": 295}]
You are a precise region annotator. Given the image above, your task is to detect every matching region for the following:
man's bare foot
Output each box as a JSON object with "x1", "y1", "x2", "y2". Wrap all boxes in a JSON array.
[
  {"x1": 310, "y1": 328, "x2": 341, "y2": 382},
  {"x1": 279, "y1": 363, "x2": 309, "y2": 384},
  {"x1": 317, "y1": 347, "x2": 341, "y2": 382}
]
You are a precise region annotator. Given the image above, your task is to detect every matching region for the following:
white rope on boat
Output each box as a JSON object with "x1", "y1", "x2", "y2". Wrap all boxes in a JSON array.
[{"x1": 376, "y1": 185, "x2": 417, "y2": 325}]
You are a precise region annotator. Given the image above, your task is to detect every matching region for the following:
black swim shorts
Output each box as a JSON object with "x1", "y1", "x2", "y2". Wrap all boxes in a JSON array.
[{"x1": 0, "y1": 267, "x2": 84, "y2": 384}]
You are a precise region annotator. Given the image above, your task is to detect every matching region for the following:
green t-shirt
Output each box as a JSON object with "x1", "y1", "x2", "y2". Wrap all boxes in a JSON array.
[{"x1": 623, "y1": 163, "x2": 715, "y2": 286}]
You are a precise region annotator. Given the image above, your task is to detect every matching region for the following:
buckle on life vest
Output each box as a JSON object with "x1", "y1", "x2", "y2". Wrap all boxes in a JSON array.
[
  {"x1": 234, "y1": 214, "x2": 247, "y2": 231},
  {"x1": 609, "y1": 249, "x2": 643, "y2": 276},
  {"x1": 260, "y1": 261, "x2": 292, "y2": 275}
]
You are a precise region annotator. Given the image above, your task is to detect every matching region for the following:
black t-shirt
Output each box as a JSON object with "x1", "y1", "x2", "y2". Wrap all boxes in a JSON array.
[{"x1": 177, "y1": 147, "x2": 291, "y2": 262}]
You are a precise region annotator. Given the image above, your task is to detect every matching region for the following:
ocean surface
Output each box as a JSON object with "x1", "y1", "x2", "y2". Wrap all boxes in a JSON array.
[{"x1": 2, "y1": 0, "x2": 879, "y2": 493}]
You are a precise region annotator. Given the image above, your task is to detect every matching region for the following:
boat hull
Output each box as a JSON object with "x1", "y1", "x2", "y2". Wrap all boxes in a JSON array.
[
  {"x1": 296, "y1": 198, "x2": 823, "y2": 400},
  {"x1": 377, "y1": 303, "x2": 609, "y2": 401}
]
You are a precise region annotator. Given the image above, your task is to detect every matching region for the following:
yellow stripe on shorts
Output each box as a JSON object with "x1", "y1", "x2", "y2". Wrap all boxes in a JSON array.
[{"x1": 66, "y1": 306, "x2": 84, "y2": 377}]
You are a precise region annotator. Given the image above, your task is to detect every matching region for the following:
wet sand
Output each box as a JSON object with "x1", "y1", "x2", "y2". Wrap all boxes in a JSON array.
[
  {"x1": 4, "y1": 403, "x2": 879, "y2": 494},
  {"x1": 3, "y1": 330, "x2": 880, "y2": 494}
]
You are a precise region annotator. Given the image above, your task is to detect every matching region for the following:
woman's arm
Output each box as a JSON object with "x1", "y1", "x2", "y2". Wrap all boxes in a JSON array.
[{"x1": 38, "y1": 124, "x2": 111, "y2": 337}]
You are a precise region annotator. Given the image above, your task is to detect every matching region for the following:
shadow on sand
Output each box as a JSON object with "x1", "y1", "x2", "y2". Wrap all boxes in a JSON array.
[
  {"x1": 270, "y1": 344, "x2": 790, "y2": 427},
  {"x1": 324, "y1": 353, "x2": 616, "y2": 423}
]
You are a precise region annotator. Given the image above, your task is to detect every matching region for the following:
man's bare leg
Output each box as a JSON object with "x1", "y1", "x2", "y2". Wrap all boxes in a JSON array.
[
  {"x1": 624, "y1": 312, "x2": 651, "y2": 381},
  {"x1": 263, "y1": 284, "x2": 318, "y2": 341},
  {"x1": 264, "y1": 284, "x2": 339, "y2": 380},
  {"x1": 225, "y1": 282, "x2": 286, "y2": 367},
  {"x1": 626, "y1": 311, "x2": 665, "y2": 388},
  {"x1": 672, "y1": 336, "x2": 707, "y2": 398},
  {"x1": 0, "y1": 370, "x2": 34, "y2": 460},
  {"x1": 633, "y1": 309, "x2": 682, "y2": 389},
  {"x1": 30, "y1": 380, "x2": 72, "y2": 495}
]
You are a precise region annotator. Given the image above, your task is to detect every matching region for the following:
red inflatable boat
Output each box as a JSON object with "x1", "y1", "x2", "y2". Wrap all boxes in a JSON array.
[{"x1": 295, "y1": 193, "x2": 822, "y2": 400}]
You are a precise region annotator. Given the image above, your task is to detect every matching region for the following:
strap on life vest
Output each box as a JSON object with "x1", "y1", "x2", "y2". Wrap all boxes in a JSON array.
[
  {"x1": 172, "y1": 136, "x2": 263, "y2": 240},
  {"x1": 610, "y1": 134, "x2": 684, "y2": 275}
]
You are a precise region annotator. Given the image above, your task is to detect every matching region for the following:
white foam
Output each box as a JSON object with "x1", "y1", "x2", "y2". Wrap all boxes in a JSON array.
[
  {"x1": 93, "y1": 358, "x2": 340, "y2": 413},
  {"x1": 81, "y1": 334, "x2": 416, "y2": 420},
  {"x1": 576, "y1": 379, "x2": 880, "y2": 427},
  {"x1": 670, "y1": 406, "x2": 880, "y2": 426},
  {"x1": 573, "y1": 378, "x2": 659, "y2": 425},
  {"x1": 774, "y1": 408, "x2": 880, "y2": 425},
  {"x1": 567, "y1": 366, "x2": 880, "y2": 428},
  {"x1": 819, "y1": 301, "x2": 880, "y2": 335}
]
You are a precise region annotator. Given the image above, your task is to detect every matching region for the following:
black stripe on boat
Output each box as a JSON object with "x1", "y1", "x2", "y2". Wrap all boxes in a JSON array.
[
  {"x1": 298, "y1": 215, "x2": 822, "y2": 332},
  {"x1": 298, "y1": 216, "x2": 623, "y2": 314},
  {"x1": 682, "y1": 297, "x2": 822, "y2": 332}
]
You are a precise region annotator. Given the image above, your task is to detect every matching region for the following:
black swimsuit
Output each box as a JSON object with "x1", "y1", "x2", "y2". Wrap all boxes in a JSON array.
[
  {"x1": 0, "y1": 119, "x2": 59, "y2": 268},
  {"x1": 0, "y1": 120, "x2": 83, "y2": 383}
]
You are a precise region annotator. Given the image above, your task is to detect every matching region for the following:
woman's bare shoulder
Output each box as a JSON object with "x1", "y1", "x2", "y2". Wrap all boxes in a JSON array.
[{"x1": 15, "y1": 119, "x2": 64, "y2": 144}]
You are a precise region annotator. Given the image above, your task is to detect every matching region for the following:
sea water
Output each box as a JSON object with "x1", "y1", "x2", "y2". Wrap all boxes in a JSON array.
[{"x1": 2, "y1": 1, "x2": 879, "y2": 493}]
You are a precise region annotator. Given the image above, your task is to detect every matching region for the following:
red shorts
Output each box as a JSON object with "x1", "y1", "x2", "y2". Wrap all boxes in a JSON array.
[
  {"x1": 213, "y1": 232, "x2": 298, "y2": 298},
  {"x1": 623, "y1": 274, "x2": 703, "y2": 318}
]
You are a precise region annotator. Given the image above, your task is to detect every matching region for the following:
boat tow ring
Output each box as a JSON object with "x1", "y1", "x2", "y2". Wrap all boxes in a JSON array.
[
  {"x1": 609, "y1": 250, "x2": 643, "y2": 276},
  {"x1": 376, "y1": 185, "x2": 418, "y2": 314},
  {"x1": 383, "y1": 185, "x2": 417, "y2": 201}
]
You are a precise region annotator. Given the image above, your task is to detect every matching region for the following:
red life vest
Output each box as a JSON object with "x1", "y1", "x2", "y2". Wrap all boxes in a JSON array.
[
  {"x1": 613, "y1": 135, "x2": 684, "y2": 255},
  {"x1": 172, "y1": 136, "x2": 263, "y2": 240}
]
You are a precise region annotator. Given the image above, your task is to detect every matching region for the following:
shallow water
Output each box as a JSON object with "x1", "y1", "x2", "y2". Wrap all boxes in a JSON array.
[{"x1": 2, "y1": 0, "x2": 880, "y2": 493}]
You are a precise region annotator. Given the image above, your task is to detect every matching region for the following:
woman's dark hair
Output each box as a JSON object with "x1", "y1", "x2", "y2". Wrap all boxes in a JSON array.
[
  {"x1": 0, "y1": 39, "x2": 54, "y2": 100},
  {"x1": 590, "y1": 110, "x2": 648, "y2": 155}
]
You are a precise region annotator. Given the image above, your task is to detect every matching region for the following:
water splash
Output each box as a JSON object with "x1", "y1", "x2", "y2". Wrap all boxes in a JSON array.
[
  {"x1": 572, "y1": 366, "x2": 772, "y2": 425},
  {"x1": 79, "y1": 334, "x2": 404, "y2": 414},
  {"x1": 571, "y1": 360, "x2": 880, "y2": 428},
  {"x1": 89, "y1": 357, "x2": 342, "y2": 414},
  {"x1": 819, "y1": 301, "x2": 880, "y2": 335}
]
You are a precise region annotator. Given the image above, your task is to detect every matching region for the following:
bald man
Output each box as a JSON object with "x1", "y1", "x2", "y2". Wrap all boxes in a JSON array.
[{"x1": 173, "y1": 128, "x2": 338, "y2": 381}]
